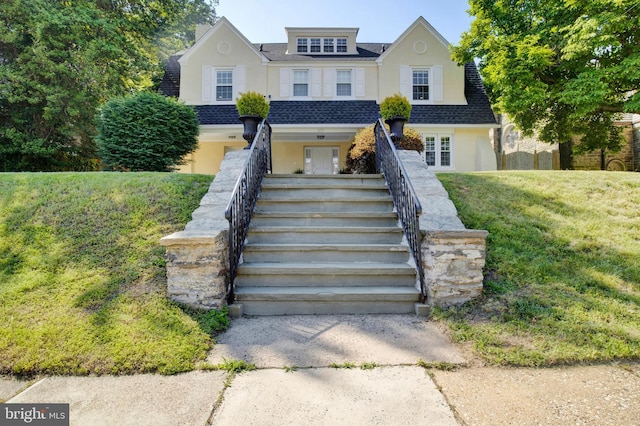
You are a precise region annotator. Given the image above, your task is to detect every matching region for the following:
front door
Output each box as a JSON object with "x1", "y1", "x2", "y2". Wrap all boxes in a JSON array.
[{"x1": 305, "y1": 147, "x2": 339, "y2": 175}]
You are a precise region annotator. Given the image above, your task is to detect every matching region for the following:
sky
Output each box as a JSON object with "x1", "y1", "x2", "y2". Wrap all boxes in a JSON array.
[{"x1": 216, "y1": 0, "x2": 473, "y2": 45}]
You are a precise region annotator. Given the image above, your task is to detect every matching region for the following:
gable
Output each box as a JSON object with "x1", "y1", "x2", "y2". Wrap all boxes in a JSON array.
[{"x1": 376, "y1": 17, "x2": 466, "y2": 105}]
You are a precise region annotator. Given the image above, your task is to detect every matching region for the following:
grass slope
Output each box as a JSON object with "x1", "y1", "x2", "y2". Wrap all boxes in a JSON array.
[
  {"x1": 0, "y1": 172, "x2": 218, "y2": 376},
  {"x1": 436, "y1": 171, "x2": 640, "y2": 366}
]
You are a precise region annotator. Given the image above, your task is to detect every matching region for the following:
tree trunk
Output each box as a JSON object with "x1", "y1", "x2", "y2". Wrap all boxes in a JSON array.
[{"x1": 559, "y1": 140, "x2": 573, "y2": 170}]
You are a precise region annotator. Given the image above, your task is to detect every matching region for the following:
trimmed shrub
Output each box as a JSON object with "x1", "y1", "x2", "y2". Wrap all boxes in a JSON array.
[
  {"x1": 236, "y1": 91, "x2": 270, "y2": 118},
  {"x1": 96, "y1": 92, "x2": 199, "y2": 171},
  {"x1": 346, "y1": 125, "x2": 424, "y2": 174},
  {"x1": 379, "y1": 94, "x2": 412, "y2": 121}
]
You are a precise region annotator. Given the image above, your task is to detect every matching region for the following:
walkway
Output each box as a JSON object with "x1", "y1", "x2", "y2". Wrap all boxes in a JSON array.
[{"x1": 2, "y1": 315, "x2": 639, "y2": 425}]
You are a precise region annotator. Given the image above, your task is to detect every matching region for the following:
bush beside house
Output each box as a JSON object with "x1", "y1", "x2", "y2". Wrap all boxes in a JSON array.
[
  {"x1": 346, "y1": 125, "x2": 424, "y2": 174},
  {"x1": 96, "y1": 92, "x2": 199, "y2": 171}
]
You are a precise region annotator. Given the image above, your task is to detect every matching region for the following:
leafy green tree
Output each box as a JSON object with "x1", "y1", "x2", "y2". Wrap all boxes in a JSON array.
[
  {"x1": 0, "y1": 0, "x2": 216, "y2": 171},
  {"x1": 452, "y1": 0, "x2": 640, "y2": 167},
  {"x1": 96, "y1": 92, "x2": 199, "y2": 171}
]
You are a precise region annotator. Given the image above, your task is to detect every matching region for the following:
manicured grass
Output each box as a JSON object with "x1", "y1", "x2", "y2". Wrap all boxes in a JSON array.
[
  {"x1": 0, "y1": 172, "x2": 220, "y2": 376},
  {"x1": 435, "y1": 171, "x2": 640, "y2": 366}
]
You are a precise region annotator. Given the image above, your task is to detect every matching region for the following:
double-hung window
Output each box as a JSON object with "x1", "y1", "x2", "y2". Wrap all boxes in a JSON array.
[
  {"x1": 323, "y1": 38, "x2": 334, "y2": 53},
  {"x1": 440, "y1": 136, "x2": 451, "y2": 167},
  {"x1": 215, "y1": 70, "x2": 233, "y2": 101},
  {"x1": 336, "y1": 70, "x2": 351, "y2": 96},
  {"x1": 293, "y1": 70, "x2": 309, "y2": 96},
  {"x1": 297, "y1": 38, "x2": 308, "y2": 53},
  {"x1": 336, "y1": 38, "x2": 347, "y2": 53},
  {"x1": 413, "y1": 69, "x2": 429, "y2": 101},
  {"x1": 422, "y1": 134, "x2": 453, "y2": 169},
  {"x1": 310, "y1": 38, "x2": 321, "y2": 53},
  {"x1": 424, "y1": 136, "x2": 436, "y2": 166}
]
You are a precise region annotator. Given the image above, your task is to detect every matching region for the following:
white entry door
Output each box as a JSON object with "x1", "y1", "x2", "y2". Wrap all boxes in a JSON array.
[{"x1": 305, "y1": 147, "x2": 339, "y2": 175}]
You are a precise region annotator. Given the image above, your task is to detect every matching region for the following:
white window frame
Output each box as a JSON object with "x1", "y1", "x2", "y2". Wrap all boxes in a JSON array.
[
  {"x1": 412, "y1": 69, "x2": 429, "y2": 101},
  {"x1": 336, "y1": 38, "x2": 347, "y2": 53},
  {"x1": 292, "y1": 69, "x2": 310, "y2": 97},
  {"x1": 297, "y1": 38, "x2": 308, "y2": 53},
  {"x1": 422, "y1": 133, "x2": 454, "y2": 170},
  {"x1": 215, "y1": 69, "x2": 233, "y2": 102},
  {"x1": 296, "y1": 37, "x2": 349, "y2": 54},
  {"x1": 400, "y1": 65, "x2": 443, "y2": 104},
  {"x1": 335, "y1": 69, "x2": 352, "y2": 97}
]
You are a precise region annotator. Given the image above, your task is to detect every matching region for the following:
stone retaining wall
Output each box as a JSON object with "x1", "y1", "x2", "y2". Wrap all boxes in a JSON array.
[
  {"x1": 159, "y1": 151, "x2": 248, "y2": 309},
  {"x1": 398, "y1": 150, "x2": 488, "y2": 307}
]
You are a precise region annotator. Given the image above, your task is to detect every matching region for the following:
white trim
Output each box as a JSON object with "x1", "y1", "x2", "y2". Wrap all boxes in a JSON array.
[
  {"x1": 202, "y1": 66, "x2": 212, "y2": 102},
  {"x1": 421, "y1": 132, "x2": 455, "y2": 170},
  {"x1": 355, "y1": 68, "x2": 365, "y2": 97},
  {"x1": 179, "y1": 17, "x2": 267, "y2": 65},
  {"x1": 280, "y1": 68, "x2": 290, "y2": 97},
  {"x1": 376, "y1": 16, "x2": 450, "y2": 64}
]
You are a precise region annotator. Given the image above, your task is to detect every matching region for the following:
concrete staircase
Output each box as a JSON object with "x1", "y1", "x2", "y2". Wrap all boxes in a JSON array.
[{"x1": 232, "y1": 174, "x2": 421, "y2": 315}]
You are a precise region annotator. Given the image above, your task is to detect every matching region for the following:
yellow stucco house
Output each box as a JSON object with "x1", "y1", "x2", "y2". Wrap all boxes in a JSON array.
[{"x1": 159, "y1": 16, "x2": 498, "y2": 174}]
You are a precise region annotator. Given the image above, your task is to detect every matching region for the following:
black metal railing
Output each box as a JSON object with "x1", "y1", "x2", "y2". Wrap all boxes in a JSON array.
[
  {"x1": 224, "y1": 120, "x2": 272, "y2": 303},
  {"x1": 374, "y1": 119, "x2": 426, "y2": 302}
]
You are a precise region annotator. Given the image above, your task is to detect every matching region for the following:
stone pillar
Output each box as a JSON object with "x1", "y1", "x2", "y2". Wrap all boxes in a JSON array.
[
  {"x1": 161, "y1": 231, "x2": 228, "y2": 309},
  {"x1": 422, "y1": 230, "x2": 487, "y2": 306}
]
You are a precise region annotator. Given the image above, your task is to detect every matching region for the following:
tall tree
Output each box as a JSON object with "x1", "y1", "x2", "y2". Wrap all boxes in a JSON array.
[
  {"x1": 0, "y1": 0, "x2": 216, "y2": 171},
  {"x1": 452, "y1": 0, "x2": 640, "y2": 165}
]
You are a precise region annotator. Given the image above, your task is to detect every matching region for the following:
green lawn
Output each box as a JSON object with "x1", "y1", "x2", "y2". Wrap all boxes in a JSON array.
[
  {"x1": 0, "y1": 172, "x2": 222, "y2": 376},
  {"x1": 436, "y1": 171, "x2": 640, "y2": 366}
]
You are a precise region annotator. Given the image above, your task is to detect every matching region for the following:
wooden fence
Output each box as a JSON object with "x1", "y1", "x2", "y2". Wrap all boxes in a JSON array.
[{"x1": 501, "y1": 150, "x2": 559, "y2": 170}]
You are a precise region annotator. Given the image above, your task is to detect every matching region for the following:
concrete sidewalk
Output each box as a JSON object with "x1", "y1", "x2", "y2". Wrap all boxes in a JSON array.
[{"x1": 2, "y1": 315, "x2": 640, "y2": 425}]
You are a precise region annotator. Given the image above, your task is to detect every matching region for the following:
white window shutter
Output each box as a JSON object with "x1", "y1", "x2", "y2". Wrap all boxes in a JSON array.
[
  {"x1": 399, "y1": 65, "x2": 411, "y2": 99},
  {"x1": 202, "y1": 65, "x2": 212, "y2": 103},
  {"x1": 324, "y1": 68, "x2": 335, "y2": 97},
  {"x1": 355, "y1": 67, "x2": 365, "y2": 97},
  {"x1": 311, "y1": 68, "x2": 322, "y2": 97},
  {"x1": 280, "y1": 68, "x2": 290, "y2": 97},
  {"x1": 234, "y1": 65, "x2": 246, "y2": 101},
  {"x1": 432, "y1": 65, "x2": 443, "y2": 101}
]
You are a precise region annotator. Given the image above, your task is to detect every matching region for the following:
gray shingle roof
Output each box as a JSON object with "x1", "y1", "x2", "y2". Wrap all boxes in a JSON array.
[
  {"x1": 268, "y1": 100, "x2": 379, "y2": 124},
  {"x1": 160, "y1": 55, "x2": 497, "y2": 126},
  {"x1": 255, "y1": 43, "x2": 384, "y2": 61},
  {"x1": 158, "y1": 55, "x2": 181, "y2": 97}
]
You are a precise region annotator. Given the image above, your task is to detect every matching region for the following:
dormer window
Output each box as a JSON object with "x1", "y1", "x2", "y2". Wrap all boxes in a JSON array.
[
  {"x1": 337, "y1": 38, "x2": 347, "y2": 52},
  {"x1": 310, "y1": 38, "x2": 321, "y2": 53},
  {"x1": 296, "y1": 37, "x2": 350, "y2": 54},
  {"x1": 297, "y1": 38, "x2": 308, "y2": 53},
  {"x1": 324, "y1": 39, "x2": 334, "y2": 53}
]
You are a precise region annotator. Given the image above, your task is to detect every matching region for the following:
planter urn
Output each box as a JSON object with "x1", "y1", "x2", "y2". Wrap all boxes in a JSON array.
[
  {"x1": 385, "y1": 116, "x2": 408, "y2": 147},
  {"x1": 239, "y1": 115, "x2": 262, "y2": 148}
]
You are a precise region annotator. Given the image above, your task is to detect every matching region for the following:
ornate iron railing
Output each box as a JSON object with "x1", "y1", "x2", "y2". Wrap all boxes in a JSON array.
[
  {"x1": 374, "y1": 119, "x2": 426, "y2": 302},
  {"x1": 224, "y1": 120, "x2": 272, "y2": 303}
]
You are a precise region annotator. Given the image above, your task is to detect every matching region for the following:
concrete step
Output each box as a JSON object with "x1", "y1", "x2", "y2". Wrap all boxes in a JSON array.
[
  {"x1": 231, "y1": 173, "x2": 419, "y2": 315},
  {"x1": 234, "y1": 286, "x2": 420, "y2": 315},
  {"x1": 259, "y1": 187, "x2": 392, "y2": 199},
  {"x1": 235, "y1": 262, "x2": 416, "y2": 287},
  {"x1": 246, "y1": 226, "x2": 404, "y2": 244},
  {"x1": 241, "y1": 243, "x2": 411, "y2": 263},
  {"x1": 263, "y1": 174, "x2": 385, "y2": 187},
  {"x1": 250, "y1": 212, "x2": 399, "y2": 227},
  {"x1": 254, "y1": 199, "x2": 394, "y2": 213}
]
